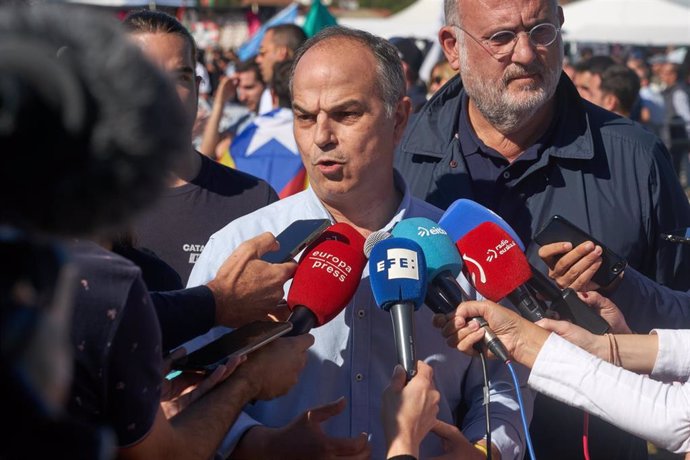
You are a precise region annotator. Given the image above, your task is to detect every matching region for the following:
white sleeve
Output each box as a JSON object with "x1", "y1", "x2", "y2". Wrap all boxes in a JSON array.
[
  {"x1": 650, "y1": 329, "x2": 690, "y2": 382},
  {"x1": 529, "y1": 333, "x2": 690, "y2": 453},
  {"x1": 187, "y1": 235, "x2": 226, "y2": 288}
]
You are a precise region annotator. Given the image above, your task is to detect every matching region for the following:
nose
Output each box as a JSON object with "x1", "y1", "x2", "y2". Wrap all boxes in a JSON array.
[
  {"x1": 314, "y1": 113, "x2": 336, "y2": 149},
  {"x1": 511, "y1": 32, "x2": 538, "y2": 66}
]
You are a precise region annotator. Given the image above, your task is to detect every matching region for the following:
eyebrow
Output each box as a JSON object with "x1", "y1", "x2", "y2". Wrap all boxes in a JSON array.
[
  {"x1": 293, "y1": 99, "x2": 365, "y2": 112},
  {"x1": 292, "y1": 102, "x2": 313, "y2": 115}
]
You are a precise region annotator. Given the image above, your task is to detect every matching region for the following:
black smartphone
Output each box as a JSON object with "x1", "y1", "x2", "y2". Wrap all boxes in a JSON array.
[
  {"x1": 534, "y1": 215, "x2": 627, "y2": 287},
  {"x1": 171, "y1": 320, "x2": 293, "y2": 373},
  {"x1": 661, "y1": 227, "x2": 690, "y2": 244},
  {"x1": 261, "y1": 219, "x2": 331, "y2": 264}
]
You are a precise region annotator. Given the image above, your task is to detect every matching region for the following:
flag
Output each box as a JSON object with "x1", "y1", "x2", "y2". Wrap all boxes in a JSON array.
[
  {"x1": 303, "y1": 0, "x2": 337, "y2": 38},
  {"x1": 228, "y1": 108, "x2": 307, "y2": 199},
  {"x1": 237, "y1": 3, "x2": 299, "y2": 61}
]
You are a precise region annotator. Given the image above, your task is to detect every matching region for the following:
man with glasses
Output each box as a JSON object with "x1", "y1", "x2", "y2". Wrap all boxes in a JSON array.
[{"x1": 395, "y1": 0, "x2": 690, "y2": 459}]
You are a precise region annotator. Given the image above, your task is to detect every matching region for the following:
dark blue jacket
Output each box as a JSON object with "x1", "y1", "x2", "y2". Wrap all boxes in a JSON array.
[
  {"x1": 396, "y1": 73, "x2": 690, "y2": 296},
  {"x1": 395, "y1": 71, "x2": 690, "y2": 460}
]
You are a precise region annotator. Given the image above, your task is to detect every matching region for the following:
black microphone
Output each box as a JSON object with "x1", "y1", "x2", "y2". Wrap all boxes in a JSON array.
[{"x1": 528, "y1": 265, "x2": 610, "y2": 334}]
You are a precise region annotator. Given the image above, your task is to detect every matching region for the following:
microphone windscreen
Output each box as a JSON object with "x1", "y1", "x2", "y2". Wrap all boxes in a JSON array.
[
  {"x1": 369, "y1": 237, "x2": 427, "y2": 311},
  {"x1": 391, "y1": 217, "x2": 462, "y2": 279},
  {"x1": 455, "y1": 222, "x2": 531, "y2": 301},
  {"x1": 363, "y1": 230, "x2": 391, "y2": 259},
  {"x1": 439, "y1": 199, "x2": 525, "y2": 250},
  {"x1": 288, "y1": 229, "x2": 366, "y2": 327}
]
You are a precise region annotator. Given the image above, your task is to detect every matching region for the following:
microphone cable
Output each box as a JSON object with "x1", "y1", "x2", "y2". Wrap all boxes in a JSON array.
[
  {"x1": 478, "y1": 350, "x2": 492, "y2": 460},
  {"x1": 506, "y1": 360, "x2": 537, "y2": 460},
  {"x1": 583, "y1": 413, "x2": 591, "y2": 460}
]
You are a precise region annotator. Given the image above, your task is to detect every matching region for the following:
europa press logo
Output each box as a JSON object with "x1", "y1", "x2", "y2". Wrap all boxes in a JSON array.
[
  {"x1": 307, "y1": 250, "x2": 353, "y2": 283},
  {"x1": 416, "y1": 226, "x2": 448, "y2": 237}
]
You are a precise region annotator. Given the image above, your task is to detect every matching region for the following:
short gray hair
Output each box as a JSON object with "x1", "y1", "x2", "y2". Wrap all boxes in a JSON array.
[
  {"x1": 444, "y1": 0, "x2": 459, "y2": 25},
  {"x1": 289, "y1": 26, "x2": 405, "y2": 118},
  {"x1": 445, "y1": 0, "x2": 559, "y2": 27}
]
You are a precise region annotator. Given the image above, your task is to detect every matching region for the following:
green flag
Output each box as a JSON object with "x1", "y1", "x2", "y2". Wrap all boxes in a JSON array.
[{"x1": 303, "y1": 0, "x2": 337, "y2": 38}]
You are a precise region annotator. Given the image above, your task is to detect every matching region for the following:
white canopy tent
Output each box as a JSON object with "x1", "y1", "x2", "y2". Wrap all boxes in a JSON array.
[
  {"x1": 338, "y1": 0, "x2": 443, "y2": 41},
  {"x1": 561, "y1": 0, "x2": 690, "y2": 45},
  {"x1": 63, "y1": 0, "x2": 196, "y2": 7}
]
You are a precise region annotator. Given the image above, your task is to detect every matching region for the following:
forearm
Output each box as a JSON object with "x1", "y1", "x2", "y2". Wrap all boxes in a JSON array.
[
  {"x1": 199, "y1": 98, "x2": 225, "y2": 157},
  {"x1": 167, "y1": 375, "x2": 259, "y2": 460},
  {"x1": 150, "y1": 286, "x2": 216, "y2": 352},
  {"x1": 529, "y1": 333, "x2": 690, "y2": 453},
  {"x1": 615, "y1": 334, "x2": 658, "y2": 373},
  {"x1": 510, "y1": 321, "x2": 550, "y2": 369},
  {"x1": 608, "y1": 267, "x2": 690, "y2": 331},
  {"x1": 230, "y1": 425, "x2": 277, "y2": 459}
]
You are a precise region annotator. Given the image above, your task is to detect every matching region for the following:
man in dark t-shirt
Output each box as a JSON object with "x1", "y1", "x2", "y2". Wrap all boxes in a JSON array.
[
  {"x1": 133, "y1": 154, "x2": 277, "y2": 283},
  {"x1": 125, "y1": 13, "x2": 278, "y2": 285}
]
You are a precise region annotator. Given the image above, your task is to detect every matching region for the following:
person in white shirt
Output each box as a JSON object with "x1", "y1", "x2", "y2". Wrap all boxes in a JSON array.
[{"x1": 436, "y1": 294, "x2": 690, "y2": 454}]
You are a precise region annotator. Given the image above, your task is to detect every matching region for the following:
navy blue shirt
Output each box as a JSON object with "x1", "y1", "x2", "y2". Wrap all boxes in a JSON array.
[{"x1": 458, "y1": 93, "x2": 557, "y2": 213}]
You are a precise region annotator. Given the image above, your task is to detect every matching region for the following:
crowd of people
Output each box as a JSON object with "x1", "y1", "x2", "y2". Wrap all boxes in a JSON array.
[{"x1": 2, "y1": 0, "x2": 690, "y2": 459}]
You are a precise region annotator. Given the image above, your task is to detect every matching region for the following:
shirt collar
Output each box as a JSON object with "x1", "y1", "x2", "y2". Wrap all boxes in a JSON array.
[{"x1": 303, "y1": 170, "x2": 412, "y2": 233}]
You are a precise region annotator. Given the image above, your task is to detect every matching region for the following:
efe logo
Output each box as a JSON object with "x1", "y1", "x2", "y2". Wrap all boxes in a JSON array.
[{"x1": 375, "y1": 248, "x2": 420, "y2": 280}]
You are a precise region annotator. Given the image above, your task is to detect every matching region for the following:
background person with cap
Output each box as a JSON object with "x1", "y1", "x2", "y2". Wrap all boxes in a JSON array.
[{"x1": 389, "y1": 37, "x2": 428, "y2": 112}]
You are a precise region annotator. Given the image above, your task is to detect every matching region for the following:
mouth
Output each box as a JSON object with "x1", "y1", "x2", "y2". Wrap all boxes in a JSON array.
[{"x1": 314, "y1": 158, "x2": 345, "y2": 176}]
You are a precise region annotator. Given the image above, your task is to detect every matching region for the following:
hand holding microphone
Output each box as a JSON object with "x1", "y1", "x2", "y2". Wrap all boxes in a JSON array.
[{"x1": 435, "y1": 300, "x2": 551, "y2": 368}]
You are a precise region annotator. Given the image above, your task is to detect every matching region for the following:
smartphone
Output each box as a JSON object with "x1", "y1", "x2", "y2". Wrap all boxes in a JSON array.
[
  {"x1": 171, "y1": 320, "x2": 293, "y2": 373},
  {"x1": 534, "y1": 215, "x2": 627, "y2": 287},
  {"x1": 661, "y1": 227, "x2": 690, "y2": 244},
  {"x1": 261, "y1": 219, "x2": 331, "y2": 264}
]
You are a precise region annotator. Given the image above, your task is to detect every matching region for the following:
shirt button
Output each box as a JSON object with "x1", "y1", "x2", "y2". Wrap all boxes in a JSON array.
[
  {"x1": 503, "y1": 171, "x2": 511, "y2": 179},
  {"x1": 355, "y1": 373, "x2": 364, "y2": 382},
  {"x1": 450, "y1": 160, "x2": 458, "y2": 168},
  {"x1": 357, "y1": 309, "x2": 365, "y2": 318}
]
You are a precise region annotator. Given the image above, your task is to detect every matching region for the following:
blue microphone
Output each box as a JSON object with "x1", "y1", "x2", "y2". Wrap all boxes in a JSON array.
[
  {"x1": 392, "y1": 217, "x2": 510, "y2": 362},
  {"x1": 391, "y1": 217, "x2": 465, "y2": 313},
  {"x1": 439, "y1": 200, "x2": 608, "y2": 334},
  {"x1": 439, "y1": 198, "x2": 525, "y2": 250},
  {"x1": 369, "y1": 237, "x2": 427, "y2": 380}
]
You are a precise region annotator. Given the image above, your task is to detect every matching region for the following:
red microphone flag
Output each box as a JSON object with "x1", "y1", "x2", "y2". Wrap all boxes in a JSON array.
[{"x1": 455, "y1": 221, "x2": 532, "y2": 302}]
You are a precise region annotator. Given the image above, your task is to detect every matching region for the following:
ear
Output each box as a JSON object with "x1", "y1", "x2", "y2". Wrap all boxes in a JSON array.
[
  {"x1": 393, "y1": 96, "x2": 412, "y2": 145},
  {"x1": 439, "y1": 26, "x2": 460, "y2": 71},
  {"x1": 277, "y1": 45, "x2": 289, "y2": 61},
  {"x1": 602, "y1": 93, "x2": 618, "y2": 112},
  {"x1": 557, "y1": 5, "x2": 564, "y2": 27}
]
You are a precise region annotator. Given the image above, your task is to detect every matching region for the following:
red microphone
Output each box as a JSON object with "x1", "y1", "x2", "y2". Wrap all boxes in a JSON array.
[
  {"x1": 456, "y1": 222, "x2": 546, "y2": 322},
  {"x1": 286, "y1": 222, "x2": 367, "y2": 335}
]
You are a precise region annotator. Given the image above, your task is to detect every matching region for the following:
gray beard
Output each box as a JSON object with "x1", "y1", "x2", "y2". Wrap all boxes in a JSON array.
[{"x1": 459, "y1": 46, "x2": 561, "y2": 134}]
